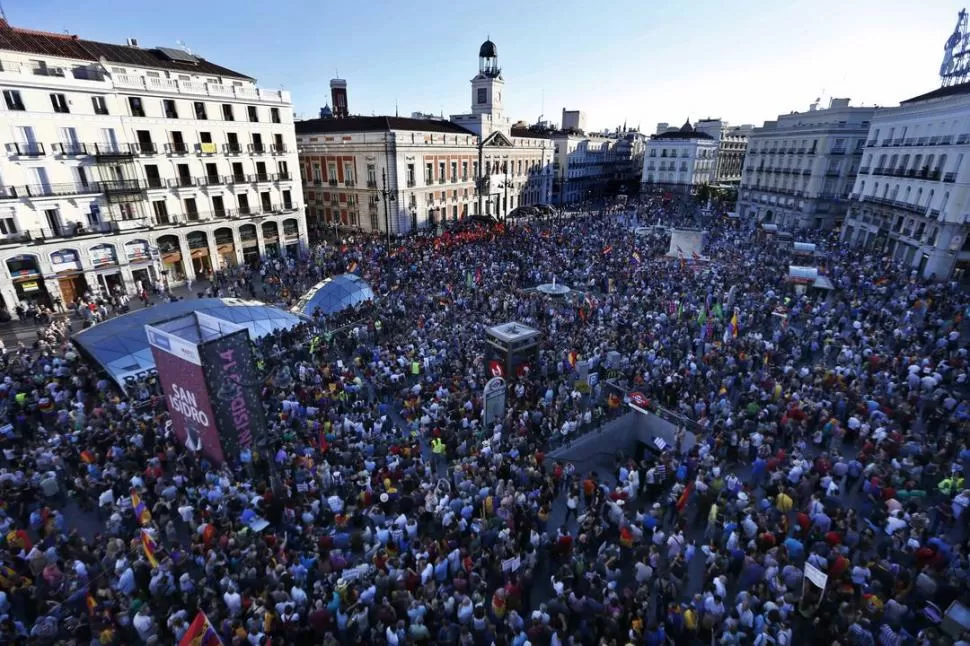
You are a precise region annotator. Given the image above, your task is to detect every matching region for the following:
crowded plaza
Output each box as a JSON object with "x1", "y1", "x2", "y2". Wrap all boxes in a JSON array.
[{"x1": 0, "y1": 192, "x2": 969, "y2": 646}]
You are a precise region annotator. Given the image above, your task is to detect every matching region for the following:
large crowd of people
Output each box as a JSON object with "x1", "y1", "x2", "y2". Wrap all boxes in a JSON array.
[{"x1": 0, "y1": 195, "x2": 969, "y2": 645}]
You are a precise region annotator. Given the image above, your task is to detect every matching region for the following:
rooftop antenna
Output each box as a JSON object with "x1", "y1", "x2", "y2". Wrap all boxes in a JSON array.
[{"x1": 395, "y1": 100, "x2": 399, "y2": 118}]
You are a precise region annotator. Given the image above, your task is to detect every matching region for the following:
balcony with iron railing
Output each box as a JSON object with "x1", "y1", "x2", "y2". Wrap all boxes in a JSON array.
[
  {"x1": 91, "y1": 142, "x2": 135, "y2": 158},
  {"x1": 271, "y1": 145, "x2": 288, "y2": 155},
  {"x1": 277, "y1": 172, "x2": 292, "y2": 182},
  {"x1": 366, "y1": 179, "x2": 378, "y2": 188},
  {"x1": 100, "y1": 179, "x2": 142, "y2": 193},
  {"x1": 135, "y1": 142, "x2": 158, "y2": 155},
  {"x1": 224, "y1": 144, "x2": 243, "y2": 155},
  {"x1": 10, "y1": 142, "x2": 45, "y2": 157},
  {"x1": 0, "y1": 182, "x2": 100, "y2": 200},
  {"x1": 945, "y1": 172, "x2": 957, "y2": 182},
  {"x1": 830, "y1": 148, "x2": 846, "y2": 155},
  {"x1": 169, "y1": 177, "x2": 196, "y2": 188},
  {"x1": 198, "y1": 175, "x2": 223, "y2": 187},
  {"x1": 250, "y1": 173, "x2": 276, "y2": 183},
  {"x1": 344, "y1": 179, "x2": 355, "y2": 187},
  {"x1": 51, "y1": 142, "x2": 87, "y2": 156},
  {"x1": 866, "y1": 139, "x2": 877, "y2": 147},
  {"x1": 407, "y1": 179, "x2": 417, "y2": 187},
  {"x1": 145, "y1": 177, "x2": 165, "y2": 189},
  {"x1": 225, "y1": 174, "x2": 249, "y2": 185},
  {"x1": 248, "y1": 143, "x2": 267, "y2": 155},
  {"x1": 165, "y1": 142, "x2": 190, "y2": 155}
]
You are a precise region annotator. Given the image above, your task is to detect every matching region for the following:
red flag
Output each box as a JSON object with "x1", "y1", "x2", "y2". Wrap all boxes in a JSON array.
[{"x1": 179, "y1": 610, "x2": 223, "y2": 646}]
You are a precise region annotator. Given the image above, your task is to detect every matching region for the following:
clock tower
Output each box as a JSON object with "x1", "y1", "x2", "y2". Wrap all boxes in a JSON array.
[{"x1": 471, "y1": 39, "x2": 504, "y2": 119}]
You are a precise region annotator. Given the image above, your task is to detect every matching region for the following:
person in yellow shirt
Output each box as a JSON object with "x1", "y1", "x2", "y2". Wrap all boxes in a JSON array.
[{"x1": 776, "y1": 489, "x2": 793, "y2": 513}]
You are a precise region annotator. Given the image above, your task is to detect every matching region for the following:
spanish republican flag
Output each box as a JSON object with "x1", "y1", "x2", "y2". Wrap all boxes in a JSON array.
[
  {"x1": 130, "y1": 488, "x2": 151, "y2": 526},
  {"x1": 86, "y1": 592, "x2": 97, "y2": 616},
  {"x1": 730, "y1": 311, "x2": 739, "y2": 338},
  {"x1": 567, "y1": 351, "x2": 578, "y2": 369},
  {"x1": 79, "y1": 450, "x2": 95, "y2": 464},
  {"x1": 180, "y1": 610, "x2": 223, "y2": 646},
  {"x1": 140, "y1": 529, "x2": 159, "y2": 569}
]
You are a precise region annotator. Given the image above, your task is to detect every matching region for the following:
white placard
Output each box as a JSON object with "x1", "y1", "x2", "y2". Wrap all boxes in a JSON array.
[{"x1": 804, "y1": 562, "x2": 828, "y2": 589}]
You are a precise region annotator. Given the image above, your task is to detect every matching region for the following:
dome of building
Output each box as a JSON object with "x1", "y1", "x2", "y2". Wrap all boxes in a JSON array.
[
  {"x1": 293, "y1": 273, "x2": 375, "y2": 317},
  {"x1": 72, "y1": 298, "x2": 306, "y2": 388},
  {"x1": 680, "y1": 118, "x2": 693, "y2": 132},
  {"x1": 479, "y1": 39, "x2": 497, "y2": 58}
]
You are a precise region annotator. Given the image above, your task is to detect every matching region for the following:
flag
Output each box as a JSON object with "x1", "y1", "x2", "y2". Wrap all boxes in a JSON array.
[
  {"x1": 697, "y1": 308, "x2": 707, "y2": 325},
  {"x1": 79, "y1": 450, "x2": 95, "y2": 464},
  {"x1": 141, "y1": 529, "x2": 159, "y2": 569},
  {"x1": 631, "y1": 251, "x2": 642, "y2": 265},
  {"x1": 179, "y1": 610, "x2": 223, "y2": 646},
  {"x1": 130, "y1": 488, "x2": 151, "y2": 526},
  {"x1": 465, "y1": 271, "x2": 473, "y2": 289},
  {"x1": 346, "y1": 260, "x2": 359, "y2": 274},
  {"x1": 567, "y1": 351, "x2": 578, "y2": 369},
  {"x1": 601, "y1": 245, "x2": 613, "y2": 256},
  {"x1": 475, "y1": 267, "x2": 482, "y2": 285},
  {"x1": 86, "y1": 592, "x2": 97, "y2": 616},
  {"x1": 712, "y1": 303, "x2": 723, "y2": 320},
  {"x1": 763, "y1": 353, "x2": 770, "y2": 367},
  {"x1": 730, "y1": 311, "x2": 739, "y2": 338}
]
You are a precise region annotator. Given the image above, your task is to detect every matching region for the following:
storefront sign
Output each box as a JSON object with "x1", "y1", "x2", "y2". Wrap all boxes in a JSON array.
[
  {"x1": 126, "y1": 240, "x2": 151, "y2": 264},
  {"x1": 50, "y1": 249, "x2": 82, "y2": 271},
  {"x1": 89, "y1": 244, "x2": 118, "y2": 268},
  {"x1": 19, "y1": 281, "x2": 40, "y2": 292}
]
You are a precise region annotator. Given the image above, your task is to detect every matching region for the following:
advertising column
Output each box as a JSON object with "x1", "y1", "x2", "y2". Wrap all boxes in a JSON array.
[
  {"x1": 146, "y1": 325, "x2": 225, "y2": 464},
  {"x1": 199, "y1": 328, "x2": 265, "y2": 461}
]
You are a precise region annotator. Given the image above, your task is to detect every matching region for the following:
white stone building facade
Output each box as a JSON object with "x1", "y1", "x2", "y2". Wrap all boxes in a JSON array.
[
  {"x1": 0, "y1": 19, "x2": 305, "y2": 314},
  {"x1": 842, "y1": 85, "x2": 970, "y2": 281},
  {"x1": 641, "y1": 120, "x2": 717, "y2": 191},
  {"x1": 695, "y1": 119, "x2": 754, "y2": 185},
  {"x1": 551, "y1": 130, "x2": 645, "y2": 204},
  {"x1": 737, "y1": 99, "x2": 874, "y2": 230}
]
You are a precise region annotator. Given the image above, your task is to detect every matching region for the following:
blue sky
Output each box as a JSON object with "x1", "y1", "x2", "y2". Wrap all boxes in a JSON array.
[{"x1": 6, "y1": 0, "x2": 959, "y2": 132}]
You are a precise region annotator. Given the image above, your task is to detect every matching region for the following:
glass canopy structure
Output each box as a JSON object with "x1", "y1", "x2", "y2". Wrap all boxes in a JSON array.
[
  {"x1": 72, "y1": 298, "x2": 305, "y2": 388},
  {"x1": 292, "y1": 274, "x2": 375, "y2": 317}
]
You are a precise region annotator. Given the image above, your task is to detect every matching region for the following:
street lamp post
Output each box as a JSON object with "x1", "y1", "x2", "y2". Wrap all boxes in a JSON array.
[
  {"x1": 376, "y1": 168, "x2": 395, "y2": 248},
  {"x1": 499, "y1": 171, "x2": 513, "y2": 221}
]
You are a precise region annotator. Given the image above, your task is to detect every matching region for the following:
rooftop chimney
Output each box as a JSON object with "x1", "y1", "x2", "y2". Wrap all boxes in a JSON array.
[{"x1": 126, "y1": 37, "x2": 139, "y2": 47}]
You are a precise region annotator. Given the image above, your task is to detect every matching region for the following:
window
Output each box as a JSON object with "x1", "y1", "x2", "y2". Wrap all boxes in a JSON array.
[
  {"x1": 462, "y1": 161, "x2": 468, "y2": 179},
  {"x1": 92, "y1": 95, "x2": 108, "y2": 115},
  {"x1": 438, "y1": 162, "x2": 445, "y2": 181},
  {"x1": 3, "y1": 90, "x2": 24, "y2": 111},
  {"x1": 367, "y1": 164, "x2": 376, "y2": 186},
  {"x1": 451, "y1": 161, "x2": 458, "y2": 181},
  {"x1": 163, "y1": 99, "x2": 178, "y2": 119},
  {"x1": 194, "y1": 101, "x2": 207, "y2": 120},
  {"x1": 50, "y1": 93, "x2": 69, "y2": 113},
  {"x1": 128, "y1": 96, "x2": 145, "y2": 117},
  {"x1": 0, "y1": 217, "x2": 17, "y2": 235},
  {"x1": 477, "y1": 88, "x2": 487, "y2": 104},
  {"x1": 425, "y1": 163, "x2": 433, "y2": 183},
  {"x1": 270, "y1": 107, "x2": 280, "y2": 124},
  {"x1": 407, "y1": 163, "x2": 415, "y2": 186},
  {"x1": 222, "y1": 104, "x2": 233, "y2": 121},
  {"x1": 247, "y1": 106, "x2": 258, "y2": 122}
]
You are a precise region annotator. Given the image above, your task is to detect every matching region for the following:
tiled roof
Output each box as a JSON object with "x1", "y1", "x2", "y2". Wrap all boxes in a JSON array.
[
  {"x1": 295, "y1": 116, "x2": 476, "y2": 135},
  {"x1": 900, "y1": 82, "x2": 970, "y2": 105},
  {"x1": 0, "y1": 19, "x2": 252, "y2": 80},
  {"x1": 510, "y1": 126, "x2": 551, "y2": 139}
]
